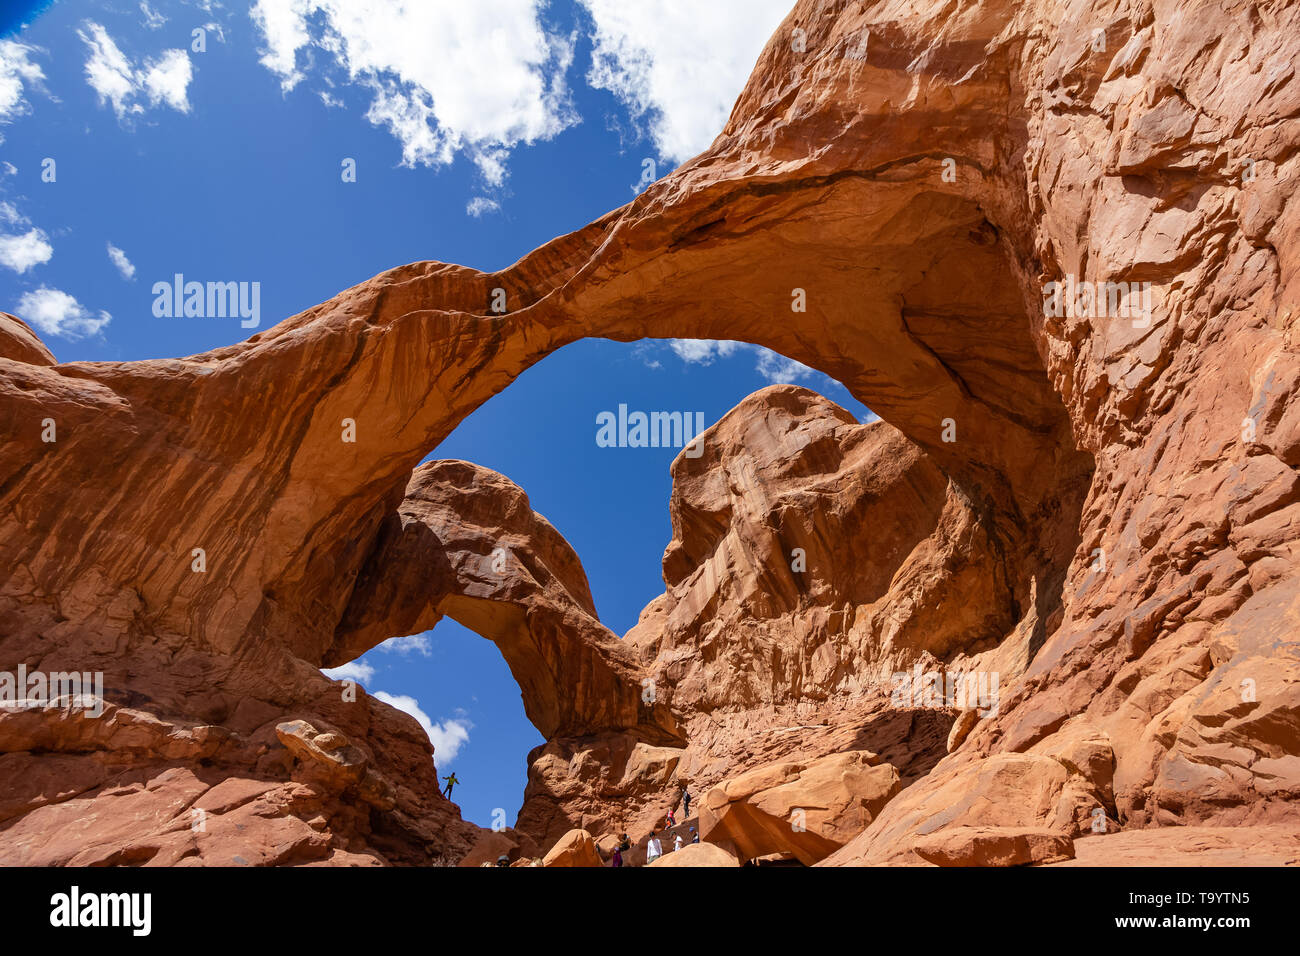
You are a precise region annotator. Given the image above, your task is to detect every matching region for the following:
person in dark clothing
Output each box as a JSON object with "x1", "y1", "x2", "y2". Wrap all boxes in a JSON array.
[
  {"x1": 611, "y1": 844, "x2": 624, "y2": 867},
  {"x1": 682, "y1": 787, "x2": 691, "y2": 818},
  {"x1": 690, "y1": 827, "x2": 699, "y2": 844}
]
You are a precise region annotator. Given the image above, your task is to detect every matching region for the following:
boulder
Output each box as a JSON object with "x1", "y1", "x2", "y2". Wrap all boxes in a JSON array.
[
  {"x1": 700, "y1": 751, "x2": 900, "y2": 865},
  {"x1": 647, "y1": 842, "x2": 740, "y2": 868},
  {"x1": 541, "y1": 829, "x2": 603, "y2": 868},
  {"x1": 913, "y1": 827, "x2": 1075, "y2": 867}
]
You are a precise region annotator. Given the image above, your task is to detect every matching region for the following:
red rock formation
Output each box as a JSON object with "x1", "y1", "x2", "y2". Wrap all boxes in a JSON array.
[
  {"x1": 698, "y1": 750, "x2": 900, "y2": 865},
  {"x1": 646, "y1": 842, "x2": 739, "y2": 867},
  {"x1": 2, "y1": 0, "x2": 1299, "y2": 866},
  {"x1": 0, "y1": 313, "x2": 55, "y2": 367},
  {"x1": 540, "y1": 828, "x2": 603, "y2": 867},
  {"x1": 334, "y1": 459, "x2": 678, "y2": 743}
]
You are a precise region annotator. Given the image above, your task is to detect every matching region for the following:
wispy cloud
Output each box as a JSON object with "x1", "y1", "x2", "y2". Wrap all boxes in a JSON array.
[
  {"x1": 321, "y1": 659, "x2": 376, "y2": 684},
  {"x1": 106, "y1": 242, "x2": 135, "y2": 280},
  {"x1": 466, "y1": 196, "x2": 501, "y2": 218},
  {"x1": 644, "y1": 339, "x2": 847, "y2": 392},
  {"x1": 0, "y1": 39, "x2": 46, "y2": 124},
  {"x1": 668, "y1": 339, "x2": 743, "y2": 365},
  {"x1": 139, "y1": 1, "x2": 166, "y2": 30},
  {"x1": 754, "y1": 347, "x2": 816, "y2": 384},
  {"x1": 79, "y1": 22, "x2": 193, "y2": 119},
  {"x1": 378, "y1": 633, "x2": 433, "y2": 656}
]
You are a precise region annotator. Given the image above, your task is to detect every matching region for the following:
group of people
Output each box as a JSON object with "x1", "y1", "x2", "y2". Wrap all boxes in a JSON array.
[{"x1": 610, "y1": 785, "x2": 696, "y2": 866}]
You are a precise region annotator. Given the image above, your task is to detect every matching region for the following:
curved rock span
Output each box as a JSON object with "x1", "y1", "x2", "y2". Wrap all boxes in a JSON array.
[{"x1": 2, "y1": 0, "x2": 1299, "y2": 865}]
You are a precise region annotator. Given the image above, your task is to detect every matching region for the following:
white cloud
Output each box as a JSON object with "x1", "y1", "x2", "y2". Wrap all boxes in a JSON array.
[
  {"x1": 663, "y1": 340, "x2": 816, "y2": 383},
  {"x1": 633, "y1": 341, "x2": 662, "y2": 370},
  {"x1": 754, "y1": 346, "x2": 816, "y2": 384},
  {"x1": 0, "y1": 202, "x2": 52, "y2": 273},
  {"x1": 0, "y1": 39, "x2": 45, "y2": 122},
  {"x1": 79, "y1": 22, "x2": 193, "y2": 119},
  {"x1": 106, "y1": 242, "x2": 135, "y2": 280},
  {"x1": 668, "y1": 338, "x2": 743, "y2": 365},
  {"x1": 372, "y1": 691, "x2": 470, "y2": 766},
  {"x1": 249, "y1": 0, "x2": 577, "y2": 183},
  {"x1": 466, "y1": 196, "x2": 501, "y2": 218},
  {"x1": 0, "y1": 228, "x2": 53, "y2": 273},
  {"x1": 378, "y1": 633, "x2": 432, "y2": 656},
  {"x1": 201, "y1": 21, "x2": 228, "y2": 44},
  {"x1": 321, "y1": 659, "x2": 376, "y2": 683},
  {"x1": 139, "y1": 2, "x2": 167, "y2": 30},
  {"x1": 141, "y1": 49, "x2": 193, "y2": 112},
  {"x1": 580, "y1": 0, "x2": 791, "y2": 163},
  {"x1": 15, "y1": 287, "x2": 110, "y2": 340}
]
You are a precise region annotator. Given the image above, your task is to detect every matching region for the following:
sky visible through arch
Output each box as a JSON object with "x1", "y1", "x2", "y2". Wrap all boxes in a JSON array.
[{"x1": 0, "y1": 0, "x2": 876, "y2": 828}]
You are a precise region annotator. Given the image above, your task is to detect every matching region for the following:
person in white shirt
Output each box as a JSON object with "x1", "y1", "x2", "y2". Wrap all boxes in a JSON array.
[
  {"x1": 646, "y1": 829, "x2": 663, "y2": 863},
  {"x1": 673, "y1": 833, "x2": 683, "y2": 852}
]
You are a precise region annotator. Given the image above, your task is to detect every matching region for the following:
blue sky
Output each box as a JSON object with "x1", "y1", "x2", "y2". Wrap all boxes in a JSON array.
[{"x1": 0, "y1": 0, "x2": 873, "y2": 829}]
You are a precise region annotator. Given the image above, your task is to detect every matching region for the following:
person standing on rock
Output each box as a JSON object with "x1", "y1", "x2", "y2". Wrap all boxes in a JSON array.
[
  {"x1": 646, "y1": 829, "x2": 663, "y2": 864},
  {"x1": 611, "y1": 843, "x2": 624, "y2": 867},
  {"x1": 665, "y1": 808, "x2": 676, "y2": 828},
  {"x1": 443, "y1": 772, "x2": 460, "y2": 799},
  {"x1": 673, "y1": 833, "x2": 683, "y2": 852},
  {"x1": 682, "y1": 786, "x2": 691, "y2": 818}
]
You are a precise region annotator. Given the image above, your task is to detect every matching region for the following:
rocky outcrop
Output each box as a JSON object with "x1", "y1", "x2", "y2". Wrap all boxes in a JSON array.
[
  {"x1": 2, "y1": 0, "x2": 1299, "y2": 866},
  {"x1": 515, "y1": 733, "x2": 686, "y2": 853},
  {"x1": 540, "y1": 828, "x2": 603, "y2": 867},
  {"x1": 699, "y1": 750, "x2": 900, "y2": 865},
  {"x1": 646, "y1": 842, "x2": 739, "y2": 867},
  {"x1": 0, "y1": 312, "x2": 55, "y2": 366},
  {"x1": 913, "y1": 827, "x2": 1075, "y2": 867},
  {"x1": 334, "y1": 459, "x2": 677, "y2": 743}
]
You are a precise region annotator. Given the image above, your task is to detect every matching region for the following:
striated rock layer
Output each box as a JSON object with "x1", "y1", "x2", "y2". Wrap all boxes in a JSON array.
[{"x1": 2, "y1": 0, "x2": 1299, "y2": 864}]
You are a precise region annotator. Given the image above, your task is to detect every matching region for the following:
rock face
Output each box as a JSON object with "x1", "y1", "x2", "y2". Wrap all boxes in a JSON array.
[
  {"x1": 0, "y1": 313, "x2": 55, "y2": 367},
  {"x1": 912, "y1": 827, "x2": 1075, "y2": 868},
  {"x1": 2, "y1": 0, "x2": 1300, "y2": 866},
  {"x1": 699, "y1": 750, "x2": 900, "y2": 865},
  {"x1": 646, "y1": 842, "x2": 740, "y2": 868},
  {"x1": 540, "y1": 828, "x2": 603, "y2": 868},
  {"x1": 334, "y1": 459, "x2": 677, "y2": 743}
]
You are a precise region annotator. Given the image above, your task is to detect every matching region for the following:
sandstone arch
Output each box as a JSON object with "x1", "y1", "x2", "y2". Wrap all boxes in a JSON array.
[
  {"x1": 330, "y1": 458, "x2": 679, "y2": 743},
  {"x1": 2, "y1": 0, "x2": 1298, "y2": 864},
  {"x1": 0, "y1": 0, "x2": 1087, "y2": 673}
]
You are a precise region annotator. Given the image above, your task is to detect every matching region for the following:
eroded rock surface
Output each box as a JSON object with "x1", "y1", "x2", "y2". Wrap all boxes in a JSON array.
[
  {"x1": 335, "y1": 459, "x2": 677, "y2": 743},
  {"x1": 699, "y1": 750, "x2": 900, "y2": 865},
  {"x1": 2, "y1": 0, "x2": 1299, "y2": 865}
]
